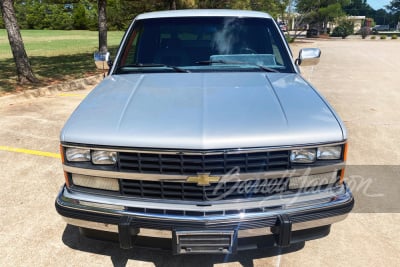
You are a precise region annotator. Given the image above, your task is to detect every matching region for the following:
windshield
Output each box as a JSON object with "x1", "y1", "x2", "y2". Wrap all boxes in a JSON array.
[{"x1": 115, "y1": 16, "x2": 294, "y2": 74}]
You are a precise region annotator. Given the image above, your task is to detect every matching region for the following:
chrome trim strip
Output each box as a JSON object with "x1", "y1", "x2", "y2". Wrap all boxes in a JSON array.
[
  {"x1": 63, "y1": 163, "x2": 345, "y2": 181},
  {"x1": 62, "y1": 217, "x2": 118, "y2": 232},
  {"x1": 61, "y1": 214, "x2": 347, "y2": 237},
  {"x1": 57, "y1": 183, "x2": 352, "y2": 224},
  {"x1": 291, "y1": 214, "x2": 348, "y2": 231},
  {"x1": 61, "y1": 141, "x2": 346, "y2": 155},
  {"x1": 61, "y1": 216, "x2": 272, "y2": 236}
]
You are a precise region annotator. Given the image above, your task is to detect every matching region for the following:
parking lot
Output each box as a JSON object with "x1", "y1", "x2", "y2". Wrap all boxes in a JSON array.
[{"x1": 0, "y1": 39, "x2": 399, "y2": 266}]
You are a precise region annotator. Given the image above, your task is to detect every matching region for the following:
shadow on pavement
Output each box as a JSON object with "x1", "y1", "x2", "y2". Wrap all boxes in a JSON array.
[
  {"x1": 62, "y1": 225, "x2": 305, "y2": 267},
  {"x1": 0, "y1": 46, "x2": 119, "y2": 93}
]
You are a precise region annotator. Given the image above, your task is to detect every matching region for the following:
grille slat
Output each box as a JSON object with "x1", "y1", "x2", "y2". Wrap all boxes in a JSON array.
[
  {"x1": 119, "y1": 150, "x2": 290, "y2": 175},
  {"x1": 121, "y1": 178, "x2": 288, "y2": 201},
  {"x1": 118, "y1": 149, "x2": 290, "y2": 201}
]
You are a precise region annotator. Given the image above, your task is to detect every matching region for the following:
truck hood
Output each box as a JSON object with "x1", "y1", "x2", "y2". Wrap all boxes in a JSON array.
[{"x1": 61, "y1": 73, "x2": 345, "y2": 149}]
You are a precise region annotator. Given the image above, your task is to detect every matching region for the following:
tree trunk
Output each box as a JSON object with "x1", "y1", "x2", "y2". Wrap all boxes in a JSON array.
[
  {"x1": 169, "y1": 0, "x2": 176, "y2": 10},
  {"x1": 98, "y1": 0, "x2": 107, "y2": 53},
  {"x1": 323, "y1": 19, "x2": 328, "y2": 34},
  {"x1": 0, "y1": 0, "x2": 38, "y2": 84}
]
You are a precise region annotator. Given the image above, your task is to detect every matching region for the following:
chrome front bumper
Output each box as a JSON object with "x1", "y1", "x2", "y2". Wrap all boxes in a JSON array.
[{"x1": 56, "y1": 183, "x2": 353, "y2": 253}]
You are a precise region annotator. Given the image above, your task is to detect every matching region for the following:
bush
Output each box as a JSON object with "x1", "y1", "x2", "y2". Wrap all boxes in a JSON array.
[
  {"x1": 371, "y1": 35, "x2": 376, "y2": 39},
  {"x1": 360, "y1": 26, "x2": 371, "y2": 39},
  {"x1": 331, "y1": 26, "x2": 349, "y2": 38},
  {"x1": 331, "y1": 26, "x2": 345, "y2": 38},
  {"x1": 392, "y1": 34, "x2": 398, "y2": 39},
  {"x1": 380, "y1": 35, "x2": 387, "y2": 40},
  {"x1": 285, "y1": 34, "x2": 294, "y2": 43},
  {"x1": 331, "y1": 20, "x2": 354, "y2": 39},
  {"x1": 306, "y1": 29, "x2": 318, "y2": 38}
]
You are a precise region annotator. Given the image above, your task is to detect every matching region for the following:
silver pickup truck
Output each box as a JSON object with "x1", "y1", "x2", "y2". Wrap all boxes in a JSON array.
[{"x1": 56, "y1": 9, "x2": 354, "y2": 254}]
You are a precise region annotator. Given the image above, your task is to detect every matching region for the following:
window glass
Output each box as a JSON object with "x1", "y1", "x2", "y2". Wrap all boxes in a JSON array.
[{"x1": 116, "y1": 17, "x2": 294, "y2": 73}]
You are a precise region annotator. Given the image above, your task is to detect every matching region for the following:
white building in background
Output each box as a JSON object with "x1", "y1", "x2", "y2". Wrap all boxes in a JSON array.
[
  {"x1": 278, "y1": 13, "x2": 367, "y2": 33},
  {"x1": 347, "y1": 16, "x2": 366, "y2": 32}
]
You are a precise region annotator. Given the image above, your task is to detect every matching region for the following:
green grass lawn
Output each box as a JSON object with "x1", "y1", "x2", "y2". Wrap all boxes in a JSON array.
[{"x1": 0, "y1": 30, "x2": 124, "y2": 93}]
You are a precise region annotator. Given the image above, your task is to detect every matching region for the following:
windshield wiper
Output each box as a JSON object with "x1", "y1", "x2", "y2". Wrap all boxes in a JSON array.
[
  {"x1": 119, "y1": 63, "x2": 190, "y2": 73},
  {"x1": 196, "y1": 60, "x2": 279, "y2": 73}
]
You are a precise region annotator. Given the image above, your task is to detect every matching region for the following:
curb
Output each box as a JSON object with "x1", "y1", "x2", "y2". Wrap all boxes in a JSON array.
[{"x1": 0, "y1": 74, "x2": 103, "y2": 106}]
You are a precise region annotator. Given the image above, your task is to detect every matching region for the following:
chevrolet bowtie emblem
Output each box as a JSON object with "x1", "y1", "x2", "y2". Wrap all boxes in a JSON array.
[{"x1": 186, "y1": 173, "x2": 221, "y2": 186}]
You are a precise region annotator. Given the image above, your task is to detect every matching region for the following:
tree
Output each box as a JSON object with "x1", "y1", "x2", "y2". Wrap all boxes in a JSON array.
[
  {"x1": 343, "y1": 0, "x2": 374, "y2": 17},
  {"x1": 387, "y1": 0, "x2": 400, "y2": 12},
  {"x1": 387, "y1": 0, "x2": 400, "y2": 29},
  {"x1": 0, "y1": 0, "x2": 38, "y2": 84},
  {"x1": 168, "y1": 0, "x2": 176, "y2": 9},
  {"x1": 374, "y1": 8, "x2": 390, "y2": 25},
  {"x1": 276, "y1": 0, "x2": 290, "y2": 22},
  {"x1": 296, "y1": 0, "x2": 350, "y2": 33},
  {"x1": 73, "y1": 2, "x2": 89, "y2": 29},
  {"x1": 98, "y1": 0, "x2": 107, "y2": 53}
]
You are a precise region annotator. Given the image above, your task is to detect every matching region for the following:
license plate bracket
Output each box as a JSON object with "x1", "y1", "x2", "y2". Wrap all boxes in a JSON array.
[{"x1": 172, "y1": 229, "x2": 237, "y2": 255}]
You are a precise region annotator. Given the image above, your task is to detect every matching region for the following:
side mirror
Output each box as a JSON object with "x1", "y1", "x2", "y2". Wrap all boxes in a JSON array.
[
  {"x1": 296, "y1": 48, "x2": 321, "y2": 66},
  {"x1": 94, "y1": 51, "x2": 110, "y2": 70}
]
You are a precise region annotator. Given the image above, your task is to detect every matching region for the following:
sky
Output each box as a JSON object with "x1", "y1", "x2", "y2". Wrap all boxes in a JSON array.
[{"x1": 367, "y1": 0, "x2": 391, "y2": 10}]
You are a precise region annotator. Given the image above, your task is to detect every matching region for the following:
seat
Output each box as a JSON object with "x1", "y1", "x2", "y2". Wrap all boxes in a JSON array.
[{"x1": 154, "y1": 38, "x2": 190, "y2": 66}]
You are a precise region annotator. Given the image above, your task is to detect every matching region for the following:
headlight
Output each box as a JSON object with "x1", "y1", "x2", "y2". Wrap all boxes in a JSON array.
[
  {"x1": 317, "y1": 146, "x2": 342, "y2": 160},
  {"x1": 92, "y1": 150, "x2": 117, "y2": 165},
  {"x1": 290, "y1": 148, "x2": 316, "y2": 163},
  {"x1": 65, "y1": 148, "x2": 91, "y2": 162}
]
